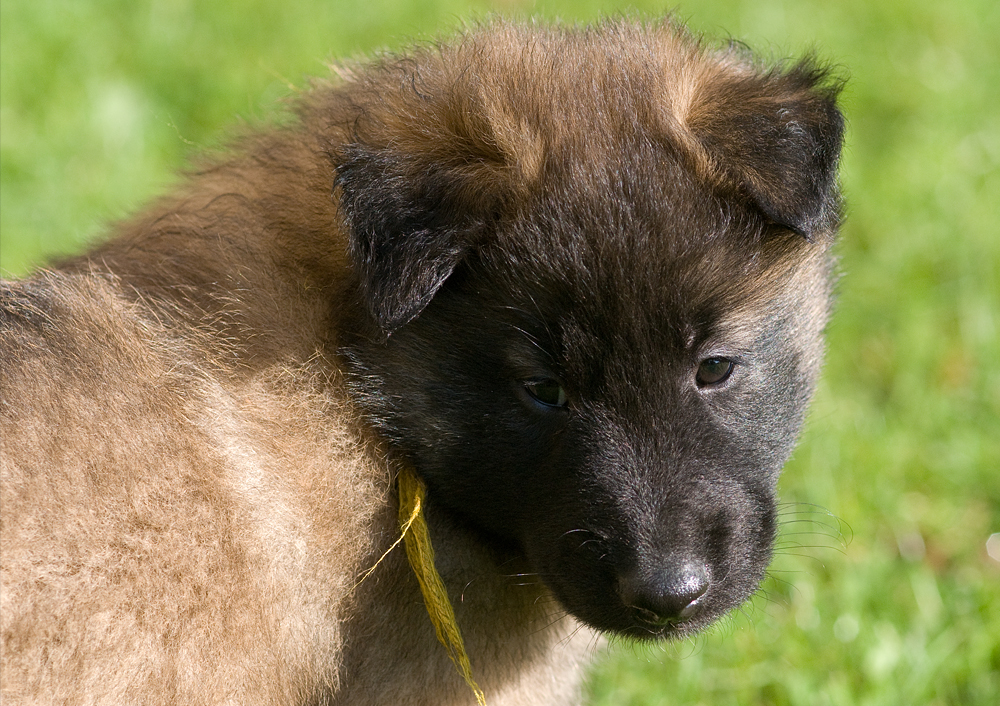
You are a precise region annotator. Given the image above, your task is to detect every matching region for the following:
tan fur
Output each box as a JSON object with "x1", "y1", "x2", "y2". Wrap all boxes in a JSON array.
[{"x1": 1, "y1": 19, "x2": 840, "y2": 704}]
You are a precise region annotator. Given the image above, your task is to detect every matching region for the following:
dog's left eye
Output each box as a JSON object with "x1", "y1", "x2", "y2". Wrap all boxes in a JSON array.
[
  {"x1": 696, "y1": 358, "x2": 735, "y2": 387},
  {"x1": 523, "y1": 379, "x2": 568, "y2": 408}
]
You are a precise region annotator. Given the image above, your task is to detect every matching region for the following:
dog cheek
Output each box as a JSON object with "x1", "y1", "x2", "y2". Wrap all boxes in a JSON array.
[{"x1": 702, "y1": 477, "x2": 778, "y2": 596}]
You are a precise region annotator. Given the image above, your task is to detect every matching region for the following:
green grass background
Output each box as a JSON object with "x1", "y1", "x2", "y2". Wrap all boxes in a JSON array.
[{"x1": 2, "y1": 1, "x2": 997, "y2": 704}]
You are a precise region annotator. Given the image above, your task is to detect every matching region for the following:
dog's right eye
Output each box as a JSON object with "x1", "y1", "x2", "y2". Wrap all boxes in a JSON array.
[{"x1": 523, "y1": 379, "x2": 568, "y2": 408}]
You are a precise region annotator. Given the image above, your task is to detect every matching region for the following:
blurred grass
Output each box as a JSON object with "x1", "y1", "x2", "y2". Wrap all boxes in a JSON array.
[{"x1": 2, "y1": 1, "x2": 998, "y2": 704}]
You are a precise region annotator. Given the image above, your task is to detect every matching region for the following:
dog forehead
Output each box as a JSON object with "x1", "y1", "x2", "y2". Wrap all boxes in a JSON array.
[
  {"x1": 499, "y1": 157, "x2": 766, "y2": 314},
  {"x1": 489, "y1": 176, "x2": 821, "y2": 373}
]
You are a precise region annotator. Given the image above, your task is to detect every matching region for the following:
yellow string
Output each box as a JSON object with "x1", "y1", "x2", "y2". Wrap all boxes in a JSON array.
[{"x1": 397, "y1": 465, "x2": 487, "y2": 706}]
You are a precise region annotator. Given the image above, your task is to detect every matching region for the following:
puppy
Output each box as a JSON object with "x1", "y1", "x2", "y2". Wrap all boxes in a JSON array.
[{"x1": 0, "y1": 18, "x2": 844, "y2": 705}]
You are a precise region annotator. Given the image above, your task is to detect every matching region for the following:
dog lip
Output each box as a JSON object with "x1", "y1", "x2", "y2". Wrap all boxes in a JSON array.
[
  {"x1": 629, "y1": 596, "x2": 702, "y2": 628},
  {"x1": 633, "y1": 606, "x2": 679, "y2": 628}
]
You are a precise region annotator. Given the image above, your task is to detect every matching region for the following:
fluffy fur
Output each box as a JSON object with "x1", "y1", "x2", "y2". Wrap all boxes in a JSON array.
[{"x1": 0, "y1": 19, "x2": 844, "y2": 705}]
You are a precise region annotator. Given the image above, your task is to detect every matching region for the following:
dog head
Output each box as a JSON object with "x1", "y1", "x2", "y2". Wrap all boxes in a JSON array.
[{"x1": 332, "y1": 21, "x2": 844, "y2": 638}]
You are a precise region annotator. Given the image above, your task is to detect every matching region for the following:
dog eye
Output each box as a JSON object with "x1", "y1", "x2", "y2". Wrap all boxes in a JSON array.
[
  {"x1": 696, "y1": 358, "x2": 734, "y2": 387},
  {"x1": 523, "y1": 379, "x2": 568, "y2": 408}
]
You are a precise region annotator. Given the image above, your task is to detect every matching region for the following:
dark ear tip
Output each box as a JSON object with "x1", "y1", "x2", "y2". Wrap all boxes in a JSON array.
[
  {"x1": 785, "y1": 52, "x2": 850, "y2": 97},
  {"x1": 370, "y1": 296, "x2": 422, "y2": 338}
]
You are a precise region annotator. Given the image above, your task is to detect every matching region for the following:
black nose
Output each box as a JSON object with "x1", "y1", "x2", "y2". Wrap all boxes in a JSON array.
[{"x1": 618, "y1": 559, "x2": 710, "y2": 626}]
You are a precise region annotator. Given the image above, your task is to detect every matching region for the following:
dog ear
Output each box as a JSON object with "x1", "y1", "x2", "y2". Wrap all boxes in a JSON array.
[
  {"x1": 688, "y1": 58, "x2": 845, "y2": 237},
  {"x1": 336, "y1": 143, "x2": 506, "y2": 337}
]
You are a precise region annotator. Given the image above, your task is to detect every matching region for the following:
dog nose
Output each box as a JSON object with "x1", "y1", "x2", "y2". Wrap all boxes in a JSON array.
[{"x1": 618, "y1": 559, "x2": 710, "y2": 626}]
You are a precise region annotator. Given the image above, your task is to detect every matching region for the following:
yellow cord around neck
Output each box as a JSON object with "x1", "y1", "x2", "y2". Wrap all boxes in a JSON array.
[{"x1": 397, "y1": 465, "x2": 487, "y2": 706}]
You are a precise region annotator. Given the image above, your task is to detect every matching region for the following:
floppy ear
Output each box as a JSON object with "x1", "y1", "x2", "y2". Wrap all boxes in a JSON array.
[
  {"x1": 336, "y1": 144, "x2": 506, "y2": 337},
  {"x1": 689, "y1": 59, "x2": 845, "y2": 237}
]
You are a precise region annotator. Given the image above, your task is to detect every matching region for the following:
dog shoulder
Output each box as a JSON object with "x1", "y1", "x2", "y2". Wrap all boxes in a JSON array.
[{"x1": 0, "y1": 271, "x2": 386, "y2": 703}]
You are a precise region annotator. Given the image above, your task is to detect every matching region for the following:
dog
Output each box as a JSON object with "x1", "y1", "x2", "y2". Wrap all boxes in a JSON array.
[{"x1": 0, "y1": 18, "x2": 844, "y2": 705}]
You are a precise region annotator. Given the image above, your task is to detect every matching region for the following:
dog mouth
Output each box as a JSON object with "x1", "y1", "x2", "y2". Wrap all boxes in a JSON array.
[
  {"x1": 523, "y1": 518, "x2": 770, "y2": 640},
  {"x1": 562, "y1": 566, "x2": 719, "y2": 639}
]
